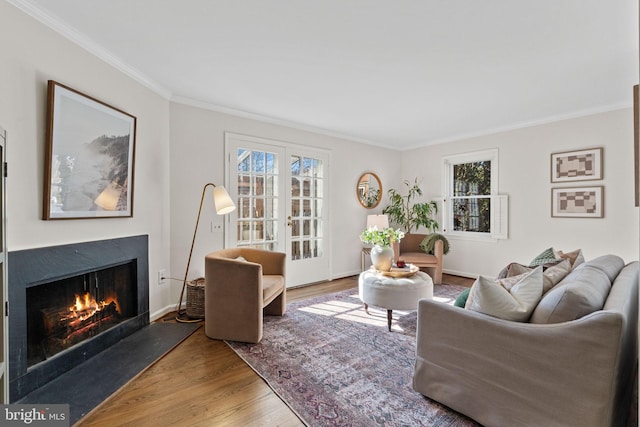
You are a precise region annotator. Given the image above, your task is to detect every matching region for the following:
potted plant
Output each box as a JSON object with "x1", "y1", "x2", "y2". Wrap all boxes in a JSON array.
[
  {"x1": 382, "y1": 178, "x2": 439, "y2": 234},
  {"x1": 360, "y1": 226, "x2": 405, "y2": 271}
]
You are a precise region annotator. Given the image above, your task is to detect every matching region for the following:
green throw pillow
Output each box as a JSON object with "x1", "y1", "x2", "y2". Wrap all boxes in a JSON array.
[
  {"x1": 454, "y1": 288, "x2": 471, "y2": 308},
  {"x1": 529, "y1": 247, "x2": 557, "y2": 267},
  {"x1": 419, "y1": 233, "x2": 450, "y2": 255}
]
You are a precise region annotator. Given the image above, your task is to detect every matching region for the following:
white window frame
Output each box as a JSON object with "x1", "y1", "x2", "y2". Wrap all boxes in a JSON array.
[{"x1": 441, "y1": 149, "x2": 507, "y2": 241}]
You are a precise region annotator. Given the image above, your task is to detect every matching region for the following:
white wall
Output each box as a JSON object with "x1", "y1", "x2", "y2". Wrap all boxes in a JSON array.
[
  {"x1": 400, "y1": 109, "x2": 640, "y2": 277},
  {"x1": 0, "y1": 2, "x2": 173, "y2": 318},
  {"x1": 169, "y1": 102, "x2": 401, "y2": 296},
  {"x1": 3, "y1": 1, "x2": 637, "y2": 320}
]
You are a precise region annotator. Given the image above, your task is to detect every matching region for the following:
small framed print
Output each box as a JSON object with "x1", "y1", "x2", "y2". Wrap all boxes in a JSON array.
[
  {"x1": 550, "y1": 147, "x2": 603, "y2": 183},
  {"x1": 551, "y1": 186, "x2": 603, "y2": 218}
]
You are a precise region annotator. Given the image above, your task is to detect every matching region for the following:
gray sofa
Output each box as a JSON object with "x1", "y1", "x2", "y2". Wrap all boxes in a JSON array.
[{"x1": 413, "y1": 255, "x2": 638, "y2": 427}]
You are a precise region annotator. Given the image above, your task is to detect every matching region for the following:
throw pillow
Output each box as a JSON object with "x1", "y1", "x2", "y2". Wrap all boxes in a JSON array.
[
  {"x1": 506, "y1": 259, "x2": 572, "y2": 294},
  {"x1": 556, "y1": 249, "x2": 585, "y2": 270},
  {"x1": 419, "y1": 234, "x2": 450, "y2": 255},
  {"x1": 540, "y1": 259, "x2": 572, "y2": 293},
  {"x1": 454, "y1": 288, "x2": 471, "y2": 308},
  {"x1": 529, "y1": 247, "x2": 559, "y2": 267},
  {"x1": 465, "y1": 267, "x2": 543, "y2": 322}
]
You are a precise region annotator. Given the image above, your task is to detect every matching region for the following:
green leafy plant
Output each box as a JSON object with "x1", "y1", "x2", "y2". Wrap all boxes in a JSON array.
[
  {"x1": 382, "y1": 178, "x2": 439, "y2": 233},
  {"x1": 360, "y1": 226, "x2": 405, "y2": 247},
  {"x1": 364, "y1": 188, "x2": 380, "y2": 208}
]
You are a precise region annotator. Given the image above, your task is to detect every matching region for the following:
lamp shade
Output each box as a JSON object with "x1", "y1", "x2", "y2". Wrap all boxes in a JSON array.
[
  {"x1": 213, "y1": 185, "x2": 236, "y2": 215},
  {"x1": 366, "y1": 214, "x2": 389, "y2": 229}
]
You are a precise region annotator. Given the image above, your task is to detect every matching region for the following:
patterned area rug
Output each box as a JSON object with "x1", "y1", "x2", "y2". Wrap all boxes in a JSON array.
[{"x1": 227, "y1": 283, "x2": 480, "y2": 426}]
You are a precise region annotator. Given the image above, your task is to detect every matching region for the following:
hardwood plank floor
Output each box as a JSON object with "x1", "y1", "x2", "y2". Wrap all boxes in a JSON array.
[{"x1": 76, "y1": 274, "x2": 471, "y2": 427}]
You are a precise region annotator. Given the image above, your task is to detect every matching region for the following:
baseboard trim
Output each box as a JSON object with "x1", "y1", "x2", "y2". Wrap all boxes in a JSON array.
[
  {"x1": 150, "y1": 304, "x2": 181, "y2": 322},
  {"x1": 443, "y1": 268, "x2": 478, "y2": 280}
]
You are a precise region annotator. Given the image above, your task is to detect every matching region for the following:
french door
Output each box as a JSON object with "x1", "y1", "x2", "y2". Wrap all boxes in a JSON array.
[{"x1": 225, "y1": 133, "x2": 330, "y2": 287}]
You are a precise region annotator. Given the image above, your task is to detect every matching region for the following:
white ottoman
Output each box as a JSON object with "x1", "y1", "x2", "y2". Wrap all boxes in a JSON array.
[{"x1": 358, "y1": 270, "x2": 433, "y2": 331}]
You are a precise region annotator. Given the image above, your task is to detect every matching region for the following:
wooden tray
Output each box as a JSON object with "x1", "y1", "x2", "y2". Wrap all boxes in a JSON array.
[{"x1": 379, "y1": 264, "x2": 419, "y2": 278}]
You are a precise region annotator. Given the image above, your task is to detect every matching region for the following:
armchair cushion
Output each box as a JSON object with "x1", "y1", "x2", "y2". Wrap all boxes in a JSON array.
[
  {"x1": 396, "y1": 233, "x2": 444, "y2": 284},
  {"x1": 263, "y1": 275, "x2": 285, "y2": 305}
]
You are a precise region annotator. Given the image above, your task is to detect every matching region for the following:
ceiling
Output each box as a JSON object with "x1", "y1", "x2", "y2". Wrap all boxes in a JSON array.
[{"x1": 10, "y1": 0, "x2": 639, "y2": 150}]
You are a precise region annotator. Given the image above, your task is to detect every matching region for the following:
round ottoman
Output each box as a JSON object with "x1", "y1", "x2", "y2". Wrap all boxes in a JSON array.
[{"x1": 358, "y1": 270, "x2": 433, "y2": 331}]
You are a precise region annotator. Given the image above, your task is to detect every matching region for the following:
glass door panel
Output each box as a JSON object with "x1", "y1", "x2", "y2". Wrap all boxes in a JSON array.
[
  {"x1": 234, "y1": 147, "x2": 279, "y2": 250},
  {"x1": 226, "y1": 133, "x2": 329, "y2": 287},
  {"x1": 286, "y1": 152, "x2": 328, "y2": 284}
]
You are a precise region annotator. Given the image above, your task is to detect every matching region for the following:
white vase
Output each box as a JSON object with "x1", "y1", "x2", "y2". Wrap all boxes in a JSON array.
[{"x1": 370, "y1": 245, "x2": 394, "y2": 271}]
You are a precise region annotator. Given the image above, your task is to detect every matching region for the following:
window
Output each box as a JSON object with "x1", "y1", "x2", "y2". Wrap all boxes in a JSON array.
[{"x1": 442, "y1": 149, "x2": 507, "y2": 239}]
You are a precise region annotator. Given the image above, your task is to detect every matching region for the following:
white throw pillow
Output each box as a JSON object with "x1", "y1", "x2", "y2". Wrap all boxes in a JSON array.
[
  {"x1": 465, "y1": 267, "x2": 543, "y2": 322},
  {"x1": 507, "y1": 259, "x2": 571, "y2": 294}
]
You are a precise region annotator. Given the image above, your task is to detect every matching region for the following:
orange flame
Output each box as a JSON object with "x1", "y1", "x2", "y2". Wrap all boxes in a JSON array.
[{"x1": 63, "y1": 293, "x2": 120, "y2": 326}]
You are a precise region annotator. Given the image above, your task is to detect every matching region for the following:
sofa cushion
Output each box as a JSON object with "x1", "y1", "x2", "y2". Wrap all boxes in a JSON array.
[
  {"x1": 465, "y1": 267, "x2": 543, "y2": 321},
  {"x1": 579, "y1": 254, "x2": 625, "y2": 282},
  {"x1": 529, "y1": 265, "x2": 612, "y2": 324}
]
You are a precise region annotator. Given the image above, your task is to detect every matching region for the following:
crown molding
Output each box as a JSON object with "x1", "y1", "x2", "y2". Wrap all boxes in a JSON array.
[
  {"x1": 404, "y1": 102, "x2": 632, "y2": 150},
  {"x1": 7, "y1": 0, "x2": 172, "y2": 100},
  {"x1": 170, "y1": 95, "x2": 392, "y2": 149}
]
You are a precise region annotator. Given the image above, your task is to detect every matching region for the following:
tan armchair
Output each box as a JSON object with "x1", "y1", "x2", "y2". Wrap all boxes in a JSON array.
[
  {"x1": 204, "y1": 248, "x2": 286, "y2": 343},
  {"x1": 394, "y1": 233, "x2": 443, "y2": 284}
]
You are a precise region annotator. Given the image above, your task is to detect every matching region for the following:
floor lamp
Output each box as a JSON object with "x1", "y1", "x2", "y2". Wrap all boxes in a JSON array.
[{"x1": 176, "y1": 182, "x2": 236, "y2": 322}]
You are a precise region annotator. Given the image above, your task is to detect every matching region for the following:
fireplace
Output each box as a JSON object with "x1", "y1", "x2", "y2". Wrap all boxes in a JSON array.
[
  {"x1": 26, "y1": 262, "x2": 137, "y2": 367},
  {"x1": 8, "y1": 235, "x2": 149, "y2": 401}
]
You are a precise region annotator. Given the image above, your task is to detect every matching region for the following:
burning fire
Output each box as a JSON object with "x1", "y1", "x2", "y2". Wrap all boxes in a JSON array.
[{"x1": 62, "y1": 293, "x2": 120, "y2": 326}]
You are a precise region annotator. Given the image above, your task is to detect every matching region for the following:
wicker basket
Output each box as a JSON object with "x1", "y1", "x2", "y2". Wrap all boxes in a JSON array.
[{"x1": 186, "y1": 277, "x2": 205, "y2": 319}]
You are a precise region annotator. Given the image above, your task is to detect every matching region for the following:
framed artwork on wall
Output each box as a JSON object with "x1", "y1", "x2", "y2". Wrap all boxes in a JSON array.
[
  {"x1": 43, "y1": 80, "x2": 137, "y2": 220},
  {"x1": 550, "y1": 147, "x2": 603, "y2": 183},
  {"x1": 551, "y1": 186, "x2": 604, "y2": 218}
]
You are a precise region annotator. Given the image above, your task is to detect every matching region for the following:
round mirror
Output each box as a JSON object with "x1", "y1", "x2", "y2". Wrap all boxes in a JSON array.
[{"x1": 357, "y1": 172, "x2": 382, "y2": 208}]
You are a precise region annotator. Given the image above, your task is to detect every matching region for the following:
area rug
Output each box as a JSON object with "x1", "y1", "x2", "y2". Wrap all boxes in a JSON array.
[{"x1": 227, "y1": 284, "x2": 479, "y2": 426}]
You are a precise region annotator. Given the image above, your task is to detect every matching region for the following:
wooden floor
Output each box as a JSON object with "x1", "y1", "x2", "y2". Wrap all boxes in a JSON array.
[{"x1": 76, "y1": 274, "x2": 472, "y2": 427}]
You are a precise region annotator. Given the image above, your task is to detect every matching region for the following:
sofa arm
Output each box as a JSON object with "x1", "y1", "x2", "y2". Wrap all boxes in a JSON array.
[{"x1": 414, "y1": 299, "x2": 625, "y2": 427}]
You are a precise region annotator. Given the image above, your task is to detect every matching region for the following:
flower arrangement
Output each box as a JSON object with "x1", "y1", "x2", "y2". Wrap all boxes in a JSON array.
[{"x1": 360, "y1": 226, "x2": 405, "y2": 247}]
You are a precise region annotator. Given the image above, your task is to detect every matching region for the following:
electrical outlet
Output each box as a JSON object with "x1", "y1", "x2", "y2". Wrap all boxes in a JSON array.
[
  {"x1": 158, "y1": 269, "x2": 166, "y2": 285},
  {"x1": 211, "y1": 221, "x2": 223, "y2": 232}
]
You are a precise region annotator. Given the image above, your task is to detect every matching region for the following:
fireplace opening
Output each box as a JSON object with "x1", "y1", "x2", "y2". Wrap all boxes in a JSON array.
[{"x1": 26, "y1": 261, "x2": 137, "y2": 367}]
